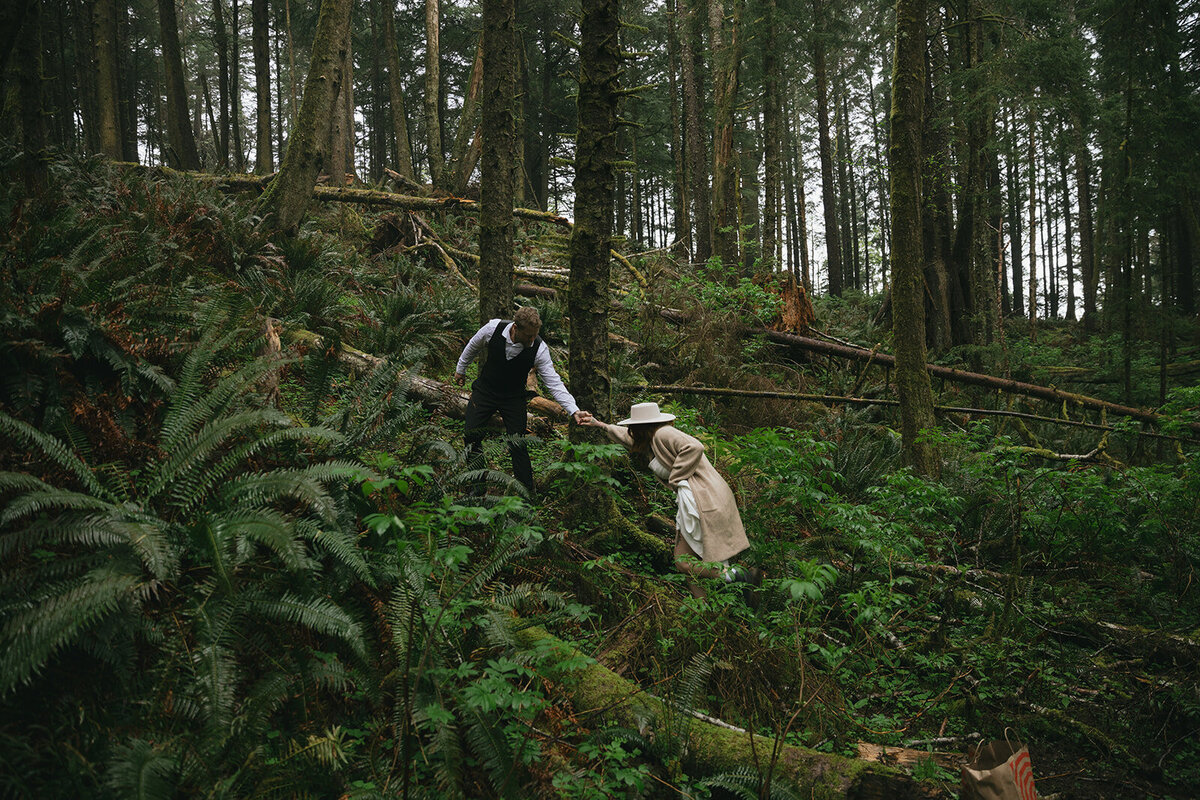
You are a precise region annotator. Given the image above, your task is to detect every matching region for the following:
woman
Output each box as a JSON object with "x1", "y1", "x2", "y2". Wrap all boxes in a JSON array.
[{"x1": 582, "y1": 402, "x2": 758, "y2": 597}]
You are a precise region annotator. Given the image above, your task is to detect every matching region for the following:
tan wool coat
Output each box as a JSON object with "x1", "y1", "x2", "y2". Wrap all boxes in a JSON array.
[{"x1": 602, "y1": 422, "x2": 750, "y2": 563}]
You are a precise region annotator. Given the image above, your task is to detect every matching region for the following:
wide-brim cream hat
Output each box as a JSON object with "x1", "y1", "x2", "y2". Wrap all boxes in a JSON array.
[{"x1": 617, "y1": 401, "x2": 676, "y2": 426}]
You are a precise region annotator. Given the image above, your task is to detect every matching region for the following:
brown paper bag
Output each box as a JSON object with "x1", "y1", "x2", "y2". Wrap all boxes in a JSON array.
[{"x1": 960, "y1": 739, "x2": 1038, "y2": 800}]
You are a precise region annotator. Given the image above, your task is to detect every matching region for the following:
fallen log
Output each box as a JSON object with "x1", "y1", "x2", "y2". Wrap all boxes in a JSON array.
[
  {"x1": 512, "y1": 625, "x2": 944, "y2": 799},
  {"x1": 627, "y1": 385, "x2": 1198, "y2": 445},
  {"x1": 281, "y1": 329, "x2": 569, "y2": 435},
  {"x1": 754, "y1": 329, "x2": 1200, "y2": 435}
]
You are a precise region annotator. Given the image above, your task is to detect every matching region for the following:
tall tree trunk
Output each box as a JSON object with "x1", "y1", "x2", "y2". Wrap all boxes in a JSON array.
[
  {"x1": 812, "y1": 0, "x2": 842, "y2": 295},
  {"x1": 16, "y1": 0, "x2": 46, "y2": 193},
  {"x1": 94, "y1": 0, "x2": 123, "y2": 159},
  {"x1": 709, "y1": 0, "x2": 743, "y2": 269},
  {"x1": 212, "y1": 0, "x2": 230, "y2": 168},
  {"x1": 762, "y1": 0, "x2": 780, "y2": 269},
  {"x1": 1062, "y1": 144, "x2": 1076, "y2": 321},
  {"x1": 1071, "y1": 112, "x2": 1098, "y2": 329},
  {"x1": 384, "y1": 1, "x2": 415, "y2": 180},
  {"x1": 835, "y1": 86, "x2": 858, "y2": 289},
  {"x1": 479, "y1": 0, "x2": 518, "y2": 322},
  {"x1": 668, "y1": 0, "x2": 690, "y2": 259},
  {"x1": 230, "y1": 0, "x2": 244, "y2": 169},
  {"x1": 570, "y1": 0, "x2": 621, "y2": 427},
  {"x1": 256, "y1": 0, "x2": 352, "y2": 234},
  {"x1": 425, "y1": 0, "x2": 445, "y2": 186},
  {"x1": 158, "y1": 0, "x2": 200, "y2": 169},
  {"x1": 680, "y1": 0, "x2": 710, "y2": 264},
  {"x1": 251, "y1": 0, "x2": 272, "y2": 172},
  {"x1": 0, "y1": 0, "x2": 34, "y2": 79},
  {"x1": 448, "y1": 38, "x2": 485, "y2": 194},
  {"x1": 328, "y1": 31, "x2": 354, "y2": 183},
  {"x1": 792, "y1": 110, "x2": 812, "y2": 289},
  {"x1": 889, "y1": 0, "x2": 938, "y2": 476},
  {"x1": 1027, "y1": 105, "x2": 1039, "y2": 335},
  {"x1": 117, "y1": 3, "x2": 138, "y2": 161},
  {"x1": 867, "y1": 69, "x2": 890, "y2": 284},
  {"x1": 1005, "y1": 106, "x2": 1024, "y2": 317}
]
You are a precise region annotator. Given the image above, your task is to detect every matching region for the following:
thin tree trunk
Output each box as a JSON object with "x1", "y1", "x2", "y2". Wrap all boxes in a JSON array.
[
  {"x1": 230, "y1": 0, "x2": 244, "y2": 170},
  {"x1": 384, "y1": 1, "x2": 415, "y2": 180},
  {"x1": 1071, "y1": 111, "x2": 1098, "y2": 328},
  {"x1": 158, "y1": 0, "x2": 200, "y2": 169},
  {"x1": 709, "y1": 0, "x2": 743, "y2": 269},
  {"x1": 680, "y1": 0, "x2": 709, "y2": 264},
  {"x1": 94, "y1": 0, "x2": 123, "y2": 159},
  {"x1": 813, "y1": 0, "x2": 842, "y2": 295},
  {"x1": 867, "y1": 69, "x2": 890, "y2": 284},
  {"x1": 1027, "y1": 105, "x2": 1038, "y2": 335},
  {"x1": 1005, "y1": 105, "x2": 1024, "y2": 316},
  {"x1": 889, "y1": 0, "x2": 938, "y2": 475},
  {"x1": 425, "y1": 0, "x2": 445, "y2": 185},
  {"x1": 668, "y1": 0, "x2": 690, "y2": 259},
  {"x1": 16, "y1": 0, "x2": 46, "y2": 193},
  {"x1": 251, "y1": 0, "x2": 272, "y2": 172},
  {"x1": 213, "y1": 0, "x2": 230, "y2": 168},
  {"x1": 449, "y1": 38, "x2": 485, "y2": 194},
  {"x1": 479, "y1": 0, "x2": 518, "y2": 322},
  {"x1": 763, "y1": 0, "x2": 780, "y2": 269},
  {"x1": 256, "y1": 0, "x2": 352, "y2": 234}
]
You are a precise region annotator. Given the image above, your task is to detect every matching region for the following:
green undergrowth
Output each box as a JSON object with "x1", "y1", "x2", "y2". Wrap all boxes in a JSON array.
[{"x1": 2, "y1": 153, "x2": 1198, "y2": 798}]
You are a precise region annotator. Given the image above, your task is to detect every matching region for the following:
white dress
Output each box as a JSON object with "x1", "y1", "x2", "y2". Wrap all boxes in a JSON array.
[{"x1": 651, "y1": 457, "x2": 706, "y2": 560}]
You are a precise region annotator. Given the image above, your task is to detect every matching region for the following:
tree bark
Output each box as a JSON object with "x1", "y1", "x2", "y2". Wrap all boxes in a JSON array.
[
  {"x1": 16, "y1": 0, "x2": 46, "y2": 193},
  {"x1": 447, "y1": 37, "x2": 485, "y2": 195},
  {"x1": 424, "y1": 0, "x2": 445, "y2": 186},
  {"x1": 479, "y1": 0, "x2": 518, "y2": 322},
  {"x1": 511, "y1": 626, "x2": 939, "y2": 799},
  {"x1": 93, "y1": 0, "x2": 123, "y2": 159},
  {"x1": 762, "y1": 0, "x2": 780, "y2": 270},
  {"x1": 812, "y1": 0, "x2": 842, "y2": 296},
  {"x1": 709, "y1": 0, "x2": 743, "y2": 269},
  {"x1": 680, "y1": 0, "x2": 710, "y2": 264},
  {"x1": 568, "y1": 0, "x2": 621, "y2": 426},
  {"x1": 889, "y1": 0, "x2": 938, "y2": 475},
  {"x1": 255, "y1": 0, "x2": 352, "y2": 234},
  {"x1": 212, "y1": 0, "x2": 231, "y2": 169},
  {"x1": 384, "y1": 1, "x2": 416, "y2": 181},
  {"x1": 158, "y1": 0, "x2": 201, "y2": 169},
  {"x1": 667, "y1": 0, "x2": 690, "y2": 260},
  {"x1": 251, "y1": 0, "x2": 272, "y2": 172}
]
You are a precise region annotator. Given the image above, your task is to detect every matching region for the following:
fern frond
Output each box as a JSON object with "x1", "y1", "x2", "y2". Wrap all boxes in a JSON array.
[
  {"x1": 105, "y1": 738, "x2": 179, "y2": 800},
  {"x1": 701, "y1": 766, "x2": 803, "y2": 800},
  {"x1": 0, "y1": 565, "x2": 141, "y2": 694},
  {"x1": 242, "y1": 592, "x2": 366, "y2": 658},
  {"x1": 0, "y1": 486, "x2": 115, "y2": 526},
  {"x1": 0, "y1": 414, "x2": 111, "y2": 501},
  {"x1": 172, "y1": 425, "x2": 347, "y2": 519},
  {"x1": 210, "y1": 508, "x2": 309, "y2": 572},
  {"x1": 461, "y1": 704, "x2": 518, "y2": 794},
  {"x1": 675, "y1": 652, "x2": 715, "y2": 712},
  {"x1": 300, "y1": 521, "x2": 373, "y2": 586}
]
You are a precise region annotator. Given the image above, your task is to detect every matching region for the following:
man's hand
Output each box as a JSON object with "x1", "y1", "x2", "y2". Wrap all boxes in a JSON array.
[
  {"x1": 572, "y1": 410, "x2": 593, "y2": 425},
  {"x1": 454, "y1": 373, "x2": 466, "y2": 387}
]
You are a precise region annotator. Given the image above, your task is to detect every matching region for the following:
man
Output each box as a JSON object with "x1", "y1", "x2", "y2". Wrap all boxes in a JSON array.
[{"x1": 454, "y1": 307, "x2": 590, "y2": 496}]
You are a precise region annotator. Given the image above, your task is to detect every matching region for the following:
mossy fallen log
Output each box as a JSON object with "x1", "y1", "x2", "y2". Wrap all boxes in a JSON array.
[{"x1": 512, "y1": 625, "x2": 944, "y2": 799}]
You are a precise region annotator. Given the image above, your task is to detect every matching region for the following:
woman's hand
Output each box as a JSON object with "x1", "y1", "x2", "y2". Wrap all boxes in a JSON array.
[{"x1": 579, "y1": 414, "x2": 607, "y2": 428}]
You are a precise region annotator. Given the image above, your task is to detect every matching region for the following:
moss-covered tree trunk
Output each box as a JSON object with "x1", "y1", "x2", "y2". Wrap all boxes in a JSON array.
[
  {"x1": 157, "y1": 0, "x2": 200, "y2": 170},
  {"x1": 889, "y1": 0, "x2": 938, "y2": 476},
  {"x1": 256, "y1": 0, "x2": 352, "y2": 235},
  {"x1": 709, "y1": 0, "x2": 743, "y2": 269},
  {"x1": 568, "y1": 0, "x2": 621, "y2": 427},
  {"x1": 479, "y1": 0, "x2": 518, "y2": 322}
]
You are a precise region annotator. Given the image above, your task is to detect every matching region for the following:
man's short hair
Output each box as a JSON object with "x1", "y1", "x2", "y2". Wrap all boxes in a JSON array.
[{"x1": 514, "y1": 306, "x2": 541, "y2": 331}]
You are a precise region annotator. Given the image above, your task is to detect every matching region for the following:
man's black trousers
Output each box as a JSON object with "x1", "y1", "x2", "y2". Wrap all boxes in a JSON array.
[{"x1": 463, "y1": 387, "x2": 534, "y2": 494}]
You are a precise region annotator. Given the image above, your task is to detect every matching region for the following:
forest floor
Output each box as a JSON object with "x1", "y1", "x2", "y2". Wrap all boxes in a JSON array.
[{"x1": 2, "y1": 157, "x2": 1198, "y2": 798}]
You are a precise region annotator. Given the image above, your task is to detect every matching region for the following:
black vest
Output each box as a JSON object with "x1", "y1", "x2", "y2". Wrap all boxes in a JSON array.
[{"x1": 475, "y1": 321, "x2": 542, "y2": 397}]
